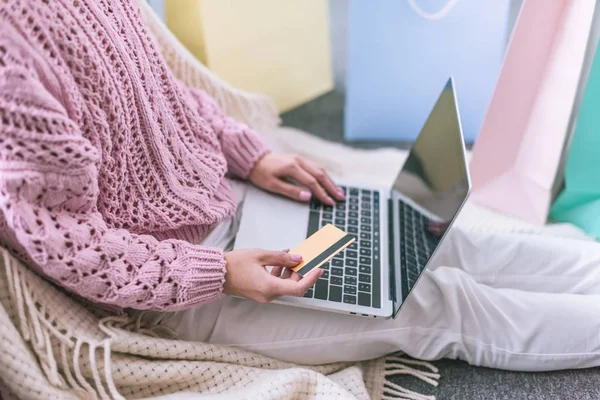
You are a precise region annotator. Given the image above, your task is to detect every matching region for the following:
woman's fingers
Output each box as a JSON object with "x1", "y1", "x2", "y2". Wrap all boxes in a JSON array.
[
  {"x1": 290, "y1": 271, "x2": 302, "y2": 282},
  {"x1": 281, "y1": 268, "x2": 293, "y2": 280},
  {"x1": 269, "y1": 179, "x2": 313, "y2": 203},
  {"x1": 269, "y1": 268, "x2": 323, "y2": 297},
  {"x1": 298, "y1": 159, "x2": 345, "y2": 201},
  {"x1": 271, "y1": 248, "x2": 290, "y2": 276},
  {"x1": 259, "y1": 250, "x2": 302, "y2": 268},
  {"x1": 287, "y1": 164, "x2": 333, "y2": 205}
]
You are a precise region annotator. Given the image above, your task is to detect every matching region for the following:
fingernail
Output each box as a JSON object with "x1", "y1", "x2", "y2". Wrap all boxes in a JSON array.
[
  {"x1": 327, "y1": 197, "x2": 335, "y2": 206},
  {"x1": 337, "y1": 187, "x2": 345, "y2": 195},
  {"x1": 299, "y1": 191, "x2": 311, "y2": 201},
  {"x1": 290, "y1": 254, "x2": 302, "y2": 262},
  {"x1": 319, "y1": 269, "x2": 325, "y2": 277}
]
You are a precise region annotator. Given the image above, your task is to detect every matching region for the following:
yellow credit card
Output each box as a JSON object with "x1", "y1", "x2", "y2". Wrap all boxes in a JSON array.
[{"x1": 291, "y1": 224, "x2": 356, "y2": 276}]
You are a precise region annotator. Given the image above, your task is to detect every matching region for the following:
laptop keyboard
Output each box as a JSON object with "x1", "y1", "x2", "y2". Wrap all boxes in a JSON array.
[
  {"x1": 398, "y1": 200, "x2": 439, "y2": 290},
  {"x1": 303, "y1": 186, "x2": 381, "y2": 308}
]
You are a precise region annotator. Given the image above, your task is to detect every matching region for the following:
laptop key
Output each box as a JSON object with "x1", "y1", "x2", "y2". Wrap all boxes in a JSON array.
[
  {"x1": 346, "y1": 259, "x2": 357, "y2": 267},
  {"x1": 322, "y1": 270, "x2": 329, "y2": 279},
  {"x1": 314, "y1": 279, "x2": 328, "y2": 300},
  {"x1": 348, "y1": 218, "x2": 358, "y2": 226},
  {"x1": 335, "y1": 218, "x2": 345, "y2": 226},
  {"x1": 359, "y1": 257, "x2": 370, "y2": 265},
  {"x1": 310, "y1": 198, "x2": 320, "y2": 210},
  {"x1": 345, "y1": 267, "x2": 357, "y2": 276},
  {"x1": 344, "y1": 285, "x2": 357, "y2": 295},
  {"x1": 348, "y1": 242, "x2": 358, "y2": 250},
  {"x1": 360, "y1": 240, "x2": 372, "y2": 248},
  {"x1": 360, "y1": 248, "x2": 371, "y2": 257},
  {"x1": 332, "y1": 259, "x2": 344, "y2": 267},
  {"x1": 304, "y1": 289, "x2": 314, "y2": 298},
  {"x1": 361, "y1": 203, "x2": 371, "y2": 210},
  {"x1": 360, "y1": 232, "x2": 371, "y2": 240},
  {"x1": 360, "y1": 224, "x2": 371, "y2": 232},
  {"x1": 343, "y1": 295, "x2": 357, "y2": 305},
  {"x1": 348, "y1": 226, "x2": 358, "y2": 234},
  {"x1": 329, "y1": 285, "x2": 342, "y2": 302},
  {"x1": 359, "y1": 265, "x2": 371, "y2": 274},
  {"x1": 330, "y1": 276, "x2": 343, "y2": 286},
  {"x1": 349, "y1": 204, "x2": 359, "y2": 211},
  {"x1": 331, "y1": 267, "x2": 344, "y2": 276},
  {"x1": 345, "y1": 276, "x2": 357, "y2": 285},
  {"x1": 361, "y1": 189, "x2": 372, "y2": 196},
  {"x1": 349, "y1": 197, "x2": 359, "y2": 204},
  {"x1": 358, "y1": 292, "x2": 371, "y2": 307},
  {"x1": 346, "y1": 250, "x2": 358, "y2": 259},
  {"x1": 307, "y1": 211, "x2": 320, "y2": 236},
  {"x1": 361, "y1": 210, "x2": 371, "y2": 217},
  {"x1": 361, "y1": 217, "x2": 371, "y2": 225},
  {"x1": 359, "y1": 283, "x2": 371, "y2": 292},
  {"x1": 349, "y1": 211, "x2": 359, "y2": 218},
  {"x1": 333, "y1": 253, "x2": 344, "y2": 260},
  {"x1": 359, "y1": 274, "x2": 371, "y2": 283}
]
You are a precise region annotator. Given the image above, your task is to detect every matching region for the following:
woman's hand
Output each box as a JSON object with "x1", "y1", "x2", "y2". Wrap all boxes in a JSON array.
[
  {"x1": 223, "y1": 248, "x2": 323, "y2": 303},
  {"x1": 249, "y1": 153, "x2": 345, "y2": 206}
]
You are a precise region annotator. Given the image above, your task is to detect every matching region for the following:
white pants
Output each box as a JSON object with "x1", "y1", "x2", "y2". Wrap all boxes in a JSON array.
[{"x1": 143, "y1": 181, "x2": 600, "y2": 372}]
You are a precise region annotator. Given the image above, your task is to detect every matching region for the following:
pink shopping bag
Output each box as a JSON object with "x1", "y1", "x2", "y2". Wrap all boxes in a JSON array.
[{"x1": 469, "y1": 0, "x2": 596, "y2": 224}]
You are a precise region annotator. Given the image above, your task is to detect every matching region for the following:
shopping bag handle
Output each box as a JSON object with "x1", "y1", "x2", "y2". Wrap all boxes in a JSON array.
[{"x1": 407, "y1": 0, "x2": 459, "y2": 20}]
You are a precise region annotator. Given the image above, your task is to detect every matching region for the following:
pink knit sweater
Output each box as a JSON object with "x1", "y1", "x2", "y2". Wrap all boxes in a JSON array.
[{"x1": 0, "y1": 0, "x2": 270, "y2": 311}]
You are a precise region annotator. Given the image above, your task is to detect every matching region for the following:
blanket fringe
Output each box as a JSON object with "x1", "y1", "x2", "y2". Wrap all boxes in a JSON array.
[
  {"x1": 386, "y1": 355, "x2": 440, "y2": 387},
  {"x1": 2, "y1": 249, "x2": 123, "y2": 399},
  {"x1": 381, "y1": 354, "x2": 440, "y2": 400},
  {"x1": 99, "y1": 312, "x2": 179, "y2": 339}
]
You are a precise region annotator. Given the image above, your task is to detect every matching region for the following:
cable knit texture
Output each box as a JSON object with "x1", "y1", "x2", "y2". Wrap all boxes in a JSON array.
[{"x1": 0, "y1": 0, "x2": 270, "y2": 311}]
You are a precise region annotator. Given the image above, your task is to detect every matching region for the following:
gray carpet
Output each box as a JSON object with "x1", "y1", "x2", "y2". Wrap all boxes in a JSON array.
[{"x1": 281, "y1": 92, "x2": 599, "y2": 399}]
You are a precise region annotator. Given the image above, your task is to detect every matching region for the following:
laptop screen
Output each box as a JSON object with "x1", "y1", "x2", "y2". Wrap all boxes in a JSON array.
[{"x1": 390, "y1": 78, "x2": 470, "y2": 318}]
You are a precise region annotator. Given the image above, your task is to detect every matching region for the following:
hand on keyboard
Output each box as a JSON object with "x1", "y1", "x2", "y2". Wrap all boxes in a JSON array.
[
  {"x1": 223, "y1": 248, "x2": 324, "y2": 304},
  {"x1": 248, "y1": 153, "x2": 345, "y2": 206}
]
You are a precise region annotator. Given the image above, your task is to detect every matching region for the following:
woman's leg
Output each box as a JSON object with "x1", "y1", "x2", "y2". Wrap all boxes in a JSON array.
[
  {"x1": 431, "y1": 228, "x2": 600, "y2": 294},
  {"x1": 196, "y1": 228, "x2": 600, "y2": 371},
  {"x1": 203, "y1": 266, "x2": 600, "y2": 371}
]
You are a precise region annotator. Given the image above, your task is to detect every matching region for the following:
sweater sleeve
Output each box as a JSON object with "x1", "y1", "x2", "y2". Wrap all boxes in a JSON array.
[
  {"x1": 0, "y1": 52, "x2": 226, "y2": 312},
  {"x1": 187, "y1": 87, "x2": 271, "y2": 179}
]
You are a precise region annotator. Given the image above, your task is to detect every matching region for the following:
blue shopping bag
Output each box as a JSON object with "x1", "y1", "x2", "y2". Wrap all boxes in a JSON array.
[{"x1": 344, "y1": 0, "x2": 510, "y2": 141}]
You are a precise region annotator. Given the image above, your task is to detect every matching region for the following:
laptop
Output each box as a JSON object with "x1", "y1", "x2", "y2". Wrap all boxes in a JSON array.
[{"x1": 233, "y1": 78, "x2": 471, "y2": 319}]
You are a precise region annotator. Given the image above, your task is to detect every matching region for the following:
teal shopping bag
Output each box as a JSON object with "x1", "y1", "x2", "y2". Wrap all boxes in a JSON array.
[
  {"x1": 550, "y1": 39, "x2": 600, "y2": 239},
  {"x1": 344, "y1": 0, "x2": 510, "y2": 142}
]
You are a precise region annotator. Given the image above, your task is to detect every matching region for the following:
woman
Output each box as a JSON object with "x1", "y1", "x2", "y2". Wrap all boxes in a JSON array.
[{"x1": 1, "y1": 0, "x2": 599, "y2": 372}]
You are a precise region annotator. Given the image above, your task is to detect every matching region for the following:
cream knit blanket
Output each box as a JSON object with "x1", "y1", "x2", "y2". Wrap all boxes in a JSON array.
[{"x1": 0, "y1": 2, "x2": 593, "y2": 400}]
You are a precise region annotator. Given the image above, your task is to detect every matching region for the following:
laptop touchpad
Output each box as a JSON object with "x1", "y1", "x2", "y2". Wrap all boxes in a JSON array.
[{"x1": 234, "y1": 184, "x2": 310, "y2": 253}]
